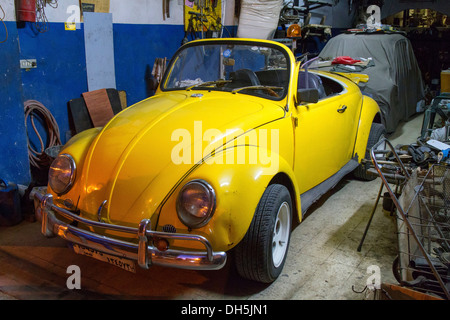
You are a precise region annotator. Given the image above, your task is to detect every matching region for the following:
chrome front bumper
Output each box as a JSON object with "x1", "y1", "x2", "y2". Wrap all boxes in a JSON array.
[{"x1": 33, "y1": 191, "x2": 227, "y2": 271}]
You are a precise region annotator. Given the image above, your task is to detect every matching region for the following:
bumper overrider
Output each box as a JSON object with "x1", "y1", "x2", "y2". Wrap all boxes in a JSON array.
[{"x1": 33, "y1": 191, "x2": 227, "y2": 271}]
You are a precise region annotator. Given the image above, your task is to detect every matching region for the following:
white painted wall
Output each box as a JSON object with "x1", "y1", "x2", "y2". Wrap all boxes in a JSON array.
[
  {"x1": 109, "y1": 0, "x2": 184, "y2": 24},
  {"x1": 47, "y1": 0, "x2": 81, "y2": 23},
  {"x1": 1, "y1": 0, "x2": 238, "y2": 25},
  {"x1": 1, "y1": 0, "x2": 17, "y2": 21}
]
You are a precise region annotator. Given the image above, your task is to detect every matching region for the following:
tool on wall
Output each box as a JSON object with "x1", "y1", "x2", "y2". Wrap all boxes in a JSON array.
[
  {"x1": 163, "y1": 0, "x2": 170, "y2": 20},
  {"x1": 182, "y1": 0, "x2": 222, "y2": 44},
  {"x1": 151, "y1": 57, "x2": 168, "y2": 89}
]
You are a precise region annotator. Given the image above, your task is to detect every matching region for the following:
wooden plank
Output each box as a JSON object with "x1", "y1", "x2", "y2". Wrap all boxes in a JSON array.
[
  {"x1": 82, "y1": 88, "x2": 114, "y2": 127},
  {"x1": 380, "y1": 283, "x2": 443, "y2": 300}
]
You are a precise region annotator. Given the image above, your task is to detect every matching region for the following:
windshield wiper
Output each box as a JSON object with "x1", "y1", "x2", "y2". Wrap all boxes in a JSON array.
[
  {"x1": 186, "y1": 79, "x2": 232, "y2": 91},
  {"x1": 231, "y1": 85, "x2": 284, "y2": 97}
]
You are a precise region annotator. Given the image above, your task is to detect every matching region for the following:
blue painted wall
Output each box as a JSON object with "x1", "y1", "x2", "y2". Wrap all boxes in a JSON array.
[
  {"x1": 18, "y1": 22, "x2": 88, "y2": 146},
  {"x1": 0, "y1": 20, "x2": 190, "y2": 186},
  {"x1": 0, "y1": 14, "x2": 236, "y2": 187},
  {"x1": 113, "y1": 23, "x2": 185, "y2": 105},
  {"x1": 0, "y1": 21, "x2": 88, "y2": 185},
  {"x1": 0, "y1": 21, "x2": 30, "y2": 185}
]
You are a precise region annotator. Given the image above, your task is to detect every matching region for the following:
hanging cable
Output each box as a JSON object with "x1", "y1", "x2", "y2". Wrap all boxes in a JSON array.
[
  {"x1": 35, "y1": 0, "x2": 57, "y2": 33},
  {"x1": 47, "y1": 0, "x2": 59, "y2": 9},
  {"x1": 35, "y1": 0, "x2": 48, "y2": 33},
  {"x1": 34, "y1": 0, "x2": 58, "y2": 33},
  {"x1": 0, "y1": 4, "x2": 8, "y2": 43},
  {"x1": 24, "y1": 100, "x2": 62, "y2": 170}
]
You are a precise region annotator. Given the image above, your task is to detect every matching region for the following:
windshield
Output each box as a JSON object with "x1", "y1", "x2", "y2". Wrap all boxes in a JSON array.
[{"x1": 162, "y1": 41, "x2": 290, "y2": 100}]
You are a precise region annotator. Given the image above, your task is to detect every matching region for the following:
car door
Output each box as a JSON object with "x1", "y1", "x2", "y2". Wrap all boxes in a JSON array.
[{"x1": 292, "y1": 72, "x2": 361, "y2": 194}]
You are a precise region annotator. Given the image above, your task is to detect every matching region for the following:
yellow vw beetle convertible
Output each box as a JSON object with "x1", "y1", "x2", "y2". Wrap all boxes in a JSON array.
[{"x1": 34, "y1": 38, "x2": 384, "y2": 283}]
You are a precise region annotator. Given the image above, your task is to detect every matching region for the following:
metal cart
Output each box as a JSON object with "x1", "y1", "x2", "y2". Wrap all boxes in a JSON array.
[
  {"x1": 370, "y1": 138, "x2": 450, "y2": 299},
  {"x1": 420, "y1": 92, "x2": 450, "y2": 140}
]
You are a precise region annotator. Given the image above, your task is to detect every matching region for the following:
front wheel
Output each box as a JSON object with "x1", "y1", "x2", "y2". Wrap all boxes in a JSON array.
[
  {"x1": 234, "y1": 184, "x2": 292, "y2": 283},
  {"x1": 354, "y1": 122, "x2": 386, "y2": 181}
]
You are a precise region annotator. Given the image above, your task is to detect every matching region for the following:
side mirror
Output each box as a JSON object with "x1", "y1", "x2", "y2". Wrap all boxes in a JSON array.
[{"x1": 297, "y1": 88, "x2": 319, "y2": 104}]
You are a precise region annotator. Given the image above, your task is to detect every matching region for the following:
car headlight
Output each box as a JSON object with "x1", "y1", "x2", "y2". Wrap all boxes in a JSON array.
[
  {"x1": 176, "y1": 180, "x2": 216, "y2": 229},
  {"x1": 48, "y1": 154, "x2": 76, "y2": 195}
]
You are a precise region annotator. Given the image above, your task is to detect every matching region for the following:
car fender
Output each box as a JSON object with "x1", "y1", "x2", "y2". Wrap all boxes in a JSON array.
[
  {"x1": 52, "y1": 127, "x2": 102, "y2": 199},
  {"x1": 353, "y1": 95, "x2": 382, "y2": 161},
  {"x1": 156, "y1": 145, "x2": 300, "y2": 252},
  {"x1": 61, "y1": 127, "x2": 102, "y2": 163}
]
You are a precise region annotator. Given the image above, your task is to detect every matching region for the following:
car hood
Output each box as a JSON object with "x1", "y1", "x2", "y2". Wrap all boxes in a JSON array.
[{"x1": 78, "y1": 91, "x2": 285, "y2": 225}]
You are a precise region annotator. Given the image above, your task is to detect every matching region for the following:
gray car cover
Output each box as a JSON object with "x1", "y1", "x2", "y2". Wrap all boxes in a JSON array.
[{"x1": 318, "y1": 33, "x2": 425, "y2": 133}]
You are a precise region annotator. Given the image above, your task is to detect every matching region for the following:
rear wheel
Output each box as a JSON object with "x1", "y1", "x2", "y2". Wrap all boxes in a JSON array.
[
  {"x1": 354, "y1": 122, "x2": 386, "y2": 181},
  {"x1": 235, "y1": 184, "x2": 292, "y2": 283}
]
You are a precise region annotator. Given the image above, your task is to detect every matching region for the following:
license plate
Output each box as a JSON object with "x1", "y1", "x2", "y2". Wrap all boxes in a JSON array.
[{"x1": 72, "y1": 244, "x2": 136, "y2": 273}]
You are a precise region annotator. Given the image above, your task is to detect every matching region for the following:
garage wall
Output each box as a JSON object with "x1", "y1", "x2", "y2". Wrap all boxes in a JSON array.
[
  {"x1": 290, "y1": 0, "x2": 355, "y2": 29},
  {"x1": 0, "y1": 0, "x2": 237, "y2": 186},
  {"x1": 0, "y1": 16, "x2": 30, "y2": 186},
  {"x1": 381, "y1": 0, "x2": 450, "y2": 18}
]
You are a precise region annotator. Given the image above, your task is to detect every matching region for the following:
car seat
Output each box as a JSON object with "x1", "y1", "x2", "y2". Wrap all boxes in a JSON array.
[
  {"x1": 226, "y1": 69, "x2": 261, "y2": 89},
  {"x1": 298, "y1": 71, "x2": 326, "y2": 100}
]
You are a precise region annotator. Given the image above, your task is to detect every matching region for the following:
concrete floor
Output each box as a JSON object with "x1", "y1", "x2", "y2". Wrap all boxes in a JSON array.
[{"x1": 0, "y1": 114, "x2": 424, "y2": 301}]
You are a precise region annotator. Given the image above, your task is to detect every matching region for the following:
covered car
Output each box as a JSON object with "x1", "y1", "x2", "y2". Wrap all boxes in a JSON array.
[{"x1": 319, "y1": 32, "x2": 425, "y2": 133}]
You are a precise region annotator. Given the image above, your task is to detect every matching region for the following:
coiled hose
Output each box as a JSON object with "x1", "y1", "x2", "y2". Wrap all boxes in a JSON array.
[{"x1": 24, "y1": 100, "x2": 61, "y2": 169}]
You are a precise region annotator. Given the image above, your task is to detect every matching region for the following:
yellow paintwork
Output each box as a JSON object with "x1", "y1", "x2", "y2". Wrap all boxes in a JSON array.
[
  {"x1": 332, "y1": 72, "x2": 370, "y2": 84},
  {"x1": 50, "y1": 38, "x2": 380, "y2": 252}
]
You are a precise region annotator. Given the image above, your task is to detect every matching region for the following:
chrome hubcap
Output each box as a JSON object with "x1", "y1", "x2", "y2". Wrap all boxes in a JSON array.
[{"x1": 272, "y1": 201, "x2": 291, "y2": 268}]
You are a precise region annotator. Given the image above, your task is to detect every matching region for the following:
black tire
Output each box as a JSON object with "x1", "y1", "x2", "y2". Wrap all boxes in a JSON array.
[
  {"x1": 234, "y1": 184, "x2": 292, "y2": 283},
  {"x1": 354, "y1": 122, "x2": 386, "y2": 181},
  {"x1": 392, "y1": 255, "x2": 403, "y2": 284}
]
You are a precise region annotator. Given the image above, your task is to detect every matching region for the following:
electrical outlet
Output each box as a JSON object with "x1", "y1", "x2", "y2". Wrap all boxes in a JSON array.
[{"x1": 20, "y1": 59, "x2": 37, "y2": 69}]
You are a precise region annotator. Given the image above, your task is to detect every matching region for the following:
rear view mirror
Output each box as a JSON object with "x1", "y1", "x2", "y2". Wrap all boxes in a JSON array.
[{"x1": 297, "y1": 88, "x2": 319, "y2": 104}]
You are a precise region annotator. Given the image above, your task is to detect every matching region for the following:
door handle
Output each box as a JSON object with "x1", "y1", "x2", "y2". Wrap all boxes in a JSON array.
[{"x1": 337, "y1": 105, "x2": 347, "y2": 113}]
